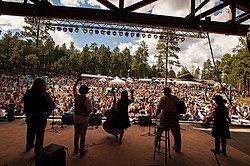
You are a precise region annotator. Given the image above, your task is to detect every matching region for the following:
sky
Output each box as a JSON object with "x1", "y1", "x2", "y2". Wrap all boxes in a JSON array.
[{"x1": 0, "y1": 0, "x2": 249, "y2": 73}]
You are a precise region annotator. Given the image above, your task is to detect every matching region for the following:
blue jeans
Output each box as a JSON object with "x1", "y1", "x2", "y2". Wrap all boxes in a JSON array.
[{"x1": 74, "y1": 119, "x2": 88, "y2": 154}]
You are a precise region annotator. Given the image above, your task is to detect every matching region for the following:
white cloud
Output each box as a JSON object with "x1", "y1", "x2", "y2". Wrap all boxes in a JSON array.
[
  {"x1": 118, "y1": 42, "x2": 132, "y2": 51},
  {"x1": 0, "y1": 15, "x2": 26, "y2": 32},
  {"x1": 60, "y1": 0, "x2": 85, "y2": 7},
  {"x1": 117, "y1": 41, "x2": 140, "y2": 54},
  {"x1": 177, "y1": 33, "x2": 239, "y2": 70},
  {"x1": 49, "y1": 31, "x2": 74, "y2": 48}
]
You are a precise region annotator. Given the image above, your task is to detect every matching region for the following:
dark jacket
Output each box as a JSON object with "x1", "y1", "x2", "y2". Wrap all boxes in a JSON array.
[
  {"x1": 212, "y1": 105, "x2": 231, "y2": 139},
  {"x1": 23, "y1": 89, "x2": 55, "y2": 117}
]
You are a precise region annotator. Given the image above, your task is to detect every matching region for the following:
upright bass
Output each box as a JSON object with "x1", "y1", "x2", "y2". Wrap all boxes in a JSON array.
[{"x1": 103, "y1": 88, "x2": 116, "y2": 135}]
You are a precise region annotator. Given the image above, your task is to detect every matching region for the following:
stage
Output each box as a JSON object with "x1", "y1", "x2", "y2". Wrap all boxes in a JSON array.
[{"x1": 0, "y1": 119, "x2": 250, "y2": 166}]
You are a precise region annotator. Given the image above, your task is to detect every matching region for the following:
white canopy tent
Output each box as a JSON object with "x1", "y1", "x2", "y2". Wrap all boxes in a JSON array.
[
  {"x1": 138, "y1": 78, "x2": 152, "y2": 82},
  {"x1": 159, "y1": 79, "x2": 175, "y2": 83},
  {"x1": 99, "y1": 78, "x2": 107, "y2": 82},
  {"x1": 126, "y1": 77, "x2": 133, "y2": 83},
  {"x1": 109, "y1": 76, "x2": 126, "y2": 85},
  {"x1": 81, "y1": 74, "x2": 107, "y2": 78},
  {"x1": 154, "y1": 79, "x2": 160, "y2": 82},
  {"x1": 175, "y1": 80, "x2": 202, "y2": 85}
]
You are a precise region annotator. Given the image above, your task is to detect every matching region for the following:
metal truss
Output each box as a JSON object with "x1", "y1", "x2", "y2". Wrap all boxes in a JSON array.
[{"x1": 38, "y1": 18, "x2": 208, "y2": 39}]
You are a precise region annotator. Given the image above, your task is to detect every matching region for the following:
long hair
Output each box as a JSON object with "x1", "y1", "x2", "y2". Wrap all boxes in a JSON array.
[
  {"x1": 121, "y1": 90, "x2": 128, "y2": 100},
  {"x1": 31, "y1": 78, "x2": 47, "y2": 92}
]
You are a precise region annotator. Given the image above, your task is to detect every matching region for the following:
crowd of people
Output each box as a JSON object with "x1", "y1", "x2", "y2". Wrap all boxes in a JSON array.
[{"x1": 0, "y1": 75, "x2": 250, "y2": 124}]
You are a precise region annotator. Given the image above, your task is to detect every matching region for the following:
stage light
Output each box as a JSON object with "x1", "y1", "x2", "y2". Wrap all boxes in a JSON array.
[
  {"x1": 113, "y1": 31, "x2": 116, "y2": 36},
  {"x1": 159, "y1": 35, "x2": 164, "y2": 39},
  {"x1": 57, "y1": 27, "x2": 62, "y2": 31},
  {"x1": 154, "y1": 35, "x2": 158, "y2": 39},
  {"x1": 68, "y1": 28, "x2": 73, "y2": 33},
  {"x1": 101, "y1": 30, "x2": 105, "y2": 35},
  {"x1": 107, "y1": 31, "x2": 111, "y2": 35},
  {"x1": 131, "y1": 33, "x2": 135, "y2": 37},
  {"x1": 136, "y1": 33, "x2": 140, "y2": 37},
  {"x1": 83, "y1": 29, "x2": 88, "y2": 33},
  {"x1": 148, "y1": 34, "x2": 151, "y2": 38},
  {"x1": 63, "y1": 28, "x2": 67, "y2": 32},
  {"x1": 176, "y1": 37, "x2": 180, "y2": 41},
  {"x1": 45, "y1": 26, "x2": 50, "y2": 31},
  {"x1": 142, "y1": 34, "x2": 146, "y2": 38},
  {"x1": 165, "y1": 35, "x2": 170, "y2": 41},
  {"x1": 50, "y1": 27, "x2": 55, "y2": 31},
  {"x1": 181, "y1": 37, "x2": 185, "y2": 42},
  {"x1": 89, "y1": 29, "x2": 93, "y2": 34},
  {"x1": 170, "y1": 36, "x2": 175, "y2": 40},
  {"x1": 75, "y1": 27, "x2": 79, "y2": 33},
  {"x1": 95, "y1": 30, "x2": 99, "y2": 34},
  {"x1": 125, "y1": 32, "x2": 129, "y2": 37},
  {"x1": 119, "y1": 31, "x2": 123, "y2": 36}
]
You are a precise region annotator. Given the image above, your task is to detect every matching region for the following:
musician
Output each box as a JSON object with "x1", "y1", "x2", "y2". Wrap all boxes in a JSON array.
[
  {"x1": 73, "y1": 77, "x2": 93, "y2": 156},
  {"x1": 113, "y1": 89, "x2": 134, "y2": 144},
  {"x1": 211, "y1": 95, "x2": 231, "y2": 156},
  {"x1": 23, "y1": 78, "x2": 55, "y2": 155},
  {"x1": 155, "y1": 87, "x2": 181, "y2": 153}
]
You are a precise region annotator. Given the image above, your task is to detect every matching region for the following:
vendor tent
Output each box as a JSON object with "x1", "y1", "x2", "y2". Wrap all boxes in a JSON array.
[
  {"x1": 175, "y1": 80, "x2": 202, "y2": 85},
  {"x1": 138, "y1": 78, "x2": 152, "y2": 82},
  {"x1": 99, "y1": 78, "x2": 107, "y2": 82},
  {"x1": 126, "y1": 77, "x2": 133, "y2": 83},
  {"x1": 81, "y1": 74, "x2": 107, "y2": 78},
  {"x1": 109, "y1": 76, "x2": 126, "y2": 85}
]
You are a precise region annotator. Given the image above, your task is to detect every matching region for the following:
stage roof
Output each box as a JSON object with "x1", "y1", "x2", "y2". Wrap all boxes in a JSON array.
[{"x1": 0, "y1": 0, "x2": 249, "y2": 36}]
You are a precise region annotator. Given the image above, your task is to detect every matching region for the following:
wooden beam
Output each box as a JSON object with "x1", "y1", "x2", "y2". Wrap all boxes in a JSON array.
[
  {"x1": 234, "y1": 11, "x2": 250, "y2": 24},
  {"x1": 221, "y1": 0, "x2": 250, "y2": 12},
  {"x1": 229, "y1": 0, "x2": 236, "y2": 21},
  {"x1": 96, "y1": 0, "x2": 118, "y2": 11},
  {"x1": 186, "y1": 0, "x2": 210, "y2": 19},
  {"x1": 0, "y1": 1, "x2": 248, "y2": 36},
  {"x1": 195, "y1": 0, "x2": 231, "y2": 19},
  {"x1": 119, "y1": 0, "x2": 124, "y2": 9},
  {"x1": 189, "y1": 0, "x2": 195, "y2": 14},
  {"x1": 123, "y1": 0, "x2": 158, "y2": 12}
]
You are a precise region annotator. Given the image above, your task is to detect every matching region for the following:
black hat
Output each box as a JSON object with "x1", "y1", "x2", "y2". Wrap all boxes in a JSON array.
[
  {"x1": 79, "y1": 85, "x2": 89, "y2": 94},
  {"x1": 213, "y1": 95, "x2": 227, "y2": 103}
]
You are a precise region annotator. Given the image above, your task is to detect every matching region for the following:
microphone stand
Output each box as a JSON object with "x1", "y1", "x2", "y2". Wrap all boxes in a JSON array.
[
  {"x1": 47, "y1": 82, "x2": 59, "y2": 133},
  {"x1": 59, "y1": 107, "x2": 68, "y2": 131}
]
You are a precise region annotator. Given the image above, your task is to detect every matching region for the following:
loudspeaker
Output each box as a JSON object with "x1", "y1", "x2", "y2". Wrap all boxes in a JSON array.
[
  {"x1": 62, "y1": 114, "x2": 74, "y2": 125},
  {"x1": 35, "y1": 144, "x2": 66, "y2": 166},
  {"x1": 138, "y1": 116, "x2": 152, "y2": 126}
]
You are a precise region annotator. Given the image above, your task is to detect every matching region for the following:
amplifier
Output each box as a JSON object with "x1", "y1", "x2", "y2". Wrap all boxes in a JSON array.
[
  {"x1": 89, "y1": 113, "x2": 102, "y2": 126},
  {"x1": 35, "y1": 144, "x2": 66, "y2": 166}
]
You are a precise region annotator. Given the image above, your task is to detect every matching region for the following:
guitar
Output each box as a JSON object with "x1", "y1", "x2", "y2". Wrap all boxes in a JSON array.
[{"x1": 201, "y1": 114, "x2": 214, "y2": 128}]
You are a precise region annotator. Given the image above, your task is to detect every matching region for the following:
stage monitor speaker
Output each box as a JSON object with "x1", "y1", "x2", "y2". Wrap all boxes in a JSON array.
[
  {"x1": 62, "y1": 114, "x2": 74, "y2": 125},
  {"x1": 35, "y1": 144, "x2": 66, "y2": 166},
  {"x1": 138, "y1": 116, "x2": 152, "y2": 126},
  {"x1": 89, "y1": 113, "x2": 102, "y2": 126}
]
